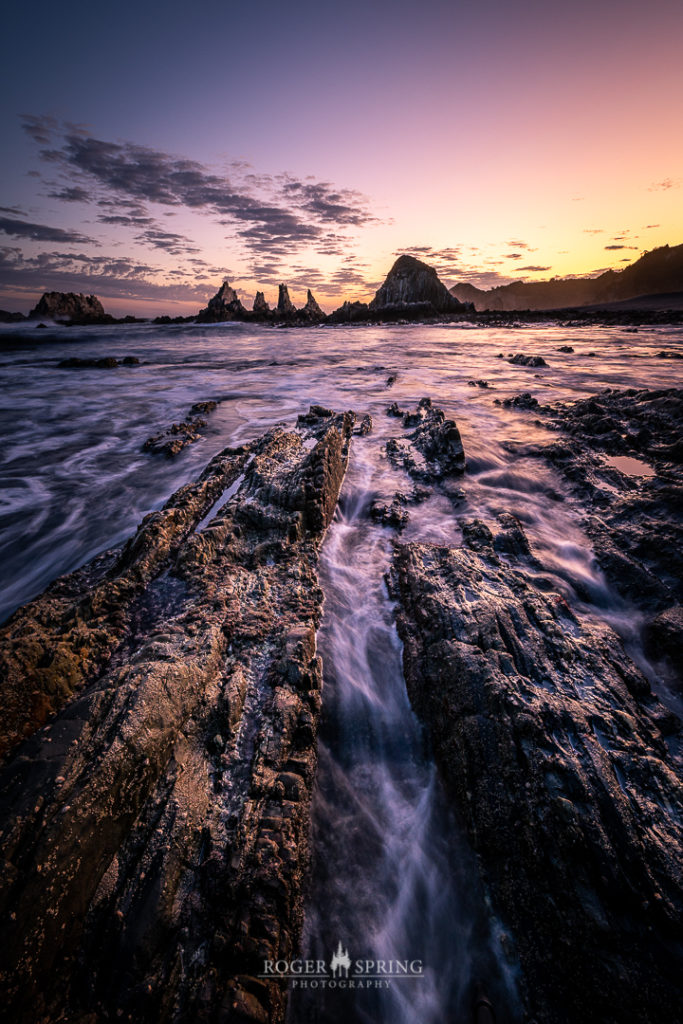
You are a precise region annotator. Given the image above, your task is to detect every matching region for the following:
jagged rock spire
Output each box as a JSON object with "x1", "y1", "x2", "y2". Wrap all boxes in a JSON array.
[
  {"x1": 197, "y1": 279, "x2": 246, "y2": 322},
  {"x1": 277, "y1": 284, "x2": 296, "y2": 315},
  {"x1": 304, "y1": 290, "x2": 324, "y2": 317}
]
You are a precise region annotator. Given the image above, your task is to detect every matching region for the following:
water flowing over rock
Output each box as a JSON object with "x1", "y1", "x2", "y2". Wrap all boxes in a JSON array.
[
  {"x1": 384, "y1": 397, "x2": 466, "y2": 485},
  {"x1": 389, "y1": 519, "x2": 683, "y2": 1024},
  {"x1": 0, "y1": 406, "x2": 354, "y2": 1024},
  {"x1": 28, "y1": 292, "x2": 110, "y2": 324},
  {"x1": 197, "y1": 280, "x2": 247, "y2": 323},
  {"x1": 380, "y1": 398, "x2": 683, "y2": 1023},
  {"x1": 529, "y1": 388, "x2": 683, "y2": 623}
]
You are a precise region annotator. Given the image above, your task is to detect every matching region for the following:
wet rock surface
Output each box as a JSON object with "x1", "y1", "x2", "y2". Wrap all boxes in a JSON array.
[
  {"x1": 142, "y1": 400, "x2": 222, "y2": 456},
  {"x1": 530, "y1": 388, "x2": 683, "y2": 621},
  {"x1": 389, "y1": 515, "x2": 683, "y2": 1024},
  {"x1": 501, "y1": 392, "x2": 539, "y2": 409},
  {"x1": 368, "y1": 394, "x2": 683, "y2": 1022},
  {"x1": 0, "y1": 406, "x2": 354, "y2": 1024},
  {"x1": 508, "y1": 353, "x2": 548, "y2": 367},
  {"x1": 384, "y1": 397, "x2": 466, "y2": 485},
  {"x1": 58, "y1": 355, "x2": 140, "y2": 369}
]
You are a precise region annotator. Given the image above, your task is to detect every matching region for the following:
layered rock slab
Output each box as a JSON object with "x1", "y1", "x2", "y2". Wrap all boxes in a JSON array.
[
  {"x1": 540, "y1": 387, "x2": 683, "y2": 613},
  {"x1": 389, "y1": 520, "x2": 683, "y2": 1023},
  {"x1": 0, "y1": 407, "x2": 354, "y2": 1024},
  {"x1": 514, "y1": 388, "x2": 683, "y2": 689}
]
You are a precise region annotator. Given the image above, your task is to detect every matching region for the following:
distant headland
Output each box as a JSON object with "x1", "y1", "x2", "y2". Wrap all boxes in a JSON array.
[{"x1": 2, "y1": 245, "x2": 682, "y2": 329}]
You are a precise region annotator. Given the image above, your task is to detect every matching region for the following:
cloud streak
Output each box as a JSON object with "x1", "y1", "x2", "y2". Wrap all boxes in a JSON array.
[
  {"x1": 0, "y1": 246, "x2": 210, "y2": 303},
  {"x1": 22, "y1": 115, "x2": 377, "y2": 264},
  {"x1": 0, "y1": 216, "x2": 95, "y2": 244}
]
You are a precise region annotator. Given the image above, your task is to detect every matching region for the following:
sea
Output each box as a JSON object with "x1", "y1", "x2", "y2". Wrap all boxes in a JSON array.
[{"x1": 1, "y1": 319, "x2": 681, "y2": 1023}]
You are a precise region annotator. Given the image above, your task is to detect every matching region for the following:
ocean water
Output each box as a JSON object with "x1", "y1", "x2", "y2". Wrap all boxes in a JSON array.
[{"x1": 1, "y1": 319, "x2": 681, "y2": 1021}]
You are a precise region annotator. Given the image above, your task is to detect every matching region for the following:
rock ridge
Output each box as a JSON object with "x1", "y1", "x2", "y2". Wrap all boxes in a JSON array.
[{"x1": 0, "y1": 406, "x2": 355, "y2": 1024}]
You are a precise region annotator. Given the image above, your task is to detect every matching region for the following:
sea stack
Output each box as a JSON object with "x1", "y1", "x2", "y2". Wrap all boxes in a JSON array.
[
  {"x1": 327, "y1": 254, "x2": 471, "y2": 323},
  {"x1": 369, "y1": 254, "x2": 467, "y2": 314},
  {"x1": 300, "y1": 289, "x2": 325, "y2": 323},
  {"x1": 197, "y1": 280, "x2": 246, "y2": 322},
  {"x1": 253, "y1": 290, "x2": 270, "y2": 315},
  {"x1": 277, "y1": 284, "x2": 296, "y2": 316},
  {"x1": 28, "y1": 292, "x2": 110, "y2": 324}
]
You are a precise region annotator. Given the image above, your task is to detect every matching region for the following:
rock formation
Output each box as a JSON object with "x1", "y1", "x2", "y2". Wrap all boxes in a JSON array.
[
  {"x1": 28, "y1": 292, "x2": 111, "y2": 324},
  {"x1": 253, "y1": 290, "x2": 270, "y2": 315},
  {"x1": 141, "y1": 400, "x2": 220, "y2": 457},
  {"x1": 384, "y1": 397, "x2": 466, "y2": 485},
  {"x1": 277, "y1": 284, "x2": 296, "y2": 317},
  {"x1": 197, "y1": 280, "x2": 247, "y2": 323},
  {"x1": 328, "y1": 255, "x2": 471, "y2": 322},
  {"x1": 0, "y1": 406, "x2": 355, "y2": 1024},
  {"x1": 299, "y1": 289, "x2": 325, "y2": 323},
  {"x1": 389, "y1": 523, "x2": 683, "y2": 1024},
  {"x1": 508, "y1": 352, "x2": 548, "y2": 367},
  {"x1": 369, "y1": 254, "x2": 468, "y2": 314},
  {"x1": 530, "y1": 388, "x2": 683, "y2": 662},
  {"x1": 380, "y1": 399, "x2": 683, "y2": 1023},
  {"x1": 326, "y1": 299, "x2": 371, "y2": 323}
]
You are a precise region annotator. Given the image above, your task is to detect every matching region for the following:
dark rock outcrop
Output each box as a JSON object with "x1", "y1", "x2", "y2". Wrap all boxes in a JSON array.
[
  {"x1": 328, "y1": 256, "x2": 472, "y2": 323},
  {"x1": 28, "y1": 292, "x2": 112, "y2": 325},
  {"x1": 197, "y1": 280, "x2": 247, "y2": 323},
  {"x1": 369, "y1": 254, "x2": 467, "y2": 315},
  {"x1": 508, "y1": 353, "x2": 548, "y2": 367},
  {"x1": 0, "y1": 406, "x2": 354, "y2": 1024},
  {"x1": 326, "y1": 299, "x2": 371, "y2": 323},
  {"x1": 502, "y1": 392, "x2": 539, "y2": 409},
  {"x1": 143, "y1": 418, "x2": 208, "y2": 456},
  {"x1": 389, "y1": 517, "x2": 683, "y2": 1024},
  {"x1": 58, "y1": 356, "x2": 140, "y2": 369},
  {"x1": 142, "y1": 400, "x2": 221, "y2": 457},
  {"x1": 277, "y1": 284, "x2": 296, "y2": 316},
  {"x1": 530, "y1": 388, "x2": 683, "y2": 617},
  {"x1": 385, "y1": 397, "x2": 466, "y2": 484},
  {"x1": 299, "y1": 289, "x2": 325, "y2": 323},
  {"x1": 0, "y1": 309, "x2": 26, "y2": 323},
  {"x1": 253, "y1": 290, "x2": 270, "y2": 315}
]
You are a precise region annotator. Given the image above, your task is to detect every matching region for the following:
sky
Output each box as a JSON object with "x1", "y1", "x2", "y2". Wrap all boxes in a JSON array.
[{"x1": 1, "y1": 0, "x2": 682, "y2": 315}]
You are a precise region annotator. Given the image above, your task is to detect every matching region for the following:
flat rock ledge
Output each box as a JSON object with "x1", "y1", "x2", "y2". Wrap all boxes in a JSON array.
[
  {"x1": 0, "y1": 406, "x2": 354, "y2": 1024},
  {"x1": 389, "y1": 519, "x2": 683, "y2": 1023}
]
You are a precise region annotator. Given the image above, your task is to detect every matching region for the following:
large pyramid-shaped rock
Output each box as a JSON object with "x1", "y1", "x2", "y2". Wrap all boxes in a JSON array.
[
  {"x1": 369, "y1": 254, "x2": 467, "y2": 314},
  {"x1": 29, "y1": 292, "x2": 109, "y2": 324},
  {"x1": 197, "y1": 280, "x2": 246, "y2": 323}
]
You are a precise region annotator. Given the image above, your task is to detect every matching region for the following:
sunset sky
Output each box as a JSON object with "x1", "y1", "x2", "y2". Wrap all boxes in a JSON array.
[{"x1": 1, "y1": 0, "x2": 682, "y2": 315}]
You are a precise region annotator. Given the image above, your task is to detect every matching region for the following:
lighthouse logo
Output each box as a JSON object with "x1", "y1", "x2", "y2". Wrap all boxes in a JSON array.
[{"x1": 329, "y1": 941, "x2": 351, "y2": 977}]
